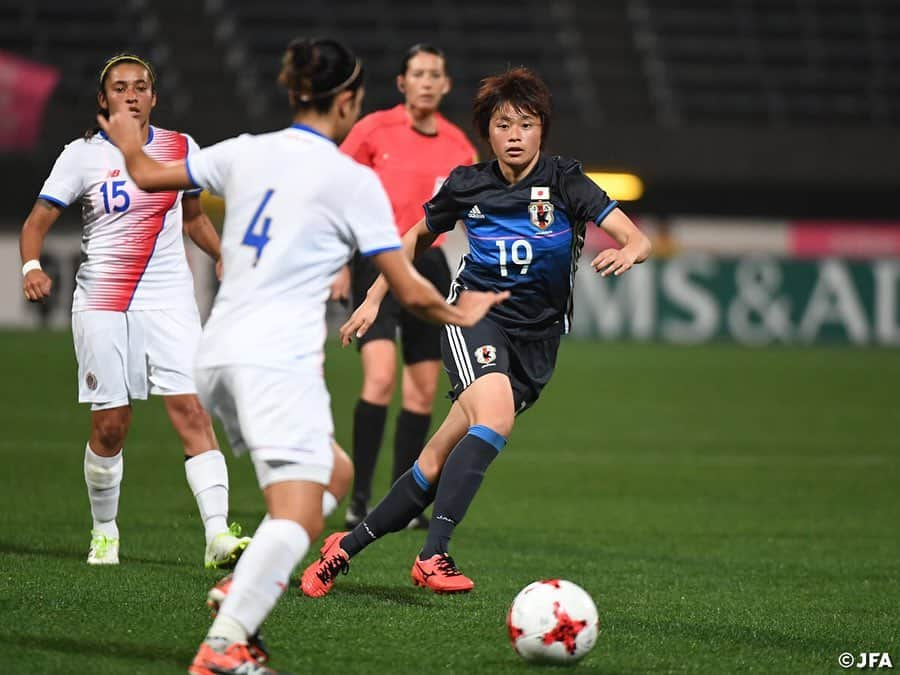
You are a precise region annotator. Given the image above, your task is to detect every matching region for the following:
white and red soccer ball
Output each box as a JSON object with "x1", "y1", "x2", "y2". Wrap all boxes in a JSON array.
[{"x1": 506, "y1": 579, "x2": 599, "y2": 664}]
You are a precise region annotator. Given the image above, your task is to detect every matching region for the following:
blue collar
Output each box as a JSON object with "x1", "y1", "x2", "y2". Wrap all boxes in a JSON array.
[
  {"x1": 98, "y1": 125, "x2": 155, "y2": 145},
  {"x1": 290, "y1": 123, "x2": 334, "y2": 144}
]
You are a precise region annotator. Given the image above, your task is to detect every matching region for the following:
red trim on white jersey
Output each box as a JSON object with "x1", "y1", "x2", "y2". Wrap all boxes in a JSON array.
[{"x1": 88, "y1": 130, "x2": 188, "y2": 311}]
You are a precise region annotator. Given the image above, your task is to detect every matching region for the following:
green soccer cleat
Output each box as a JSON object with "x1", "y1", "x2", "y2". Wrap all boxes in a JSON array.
[
  {"x1": 87, "y1": 530, "x2": 119, "y2": 565},
  {"x1": 204, "y1": 522, "x2": 251, "y2": 569}
]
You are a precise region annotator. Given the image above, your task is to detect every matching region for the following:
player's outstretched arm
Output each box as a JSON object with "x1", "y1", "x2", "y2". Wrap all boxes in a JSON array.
[
  {"x1": 375, "y1": 249, "x2": 508, "y2": 327},
  {"x1": 97, "y1": 112, "x2": 194, "y2": 192},
  {"x1": 339, "y1": 250, "x2": 507, "y2": 346},
  {"x1": 590, "y1": 208, "x2": 652, "y2": 277},
  {"x1": 20, "y1": 198, "x2": 63, "y2": 301},
  {"x1": 339, "y1": 219, "x2": 440, "y2": 345},
  {"x1": 364, "y1": 218, "x2": 438, "y2": 305}
]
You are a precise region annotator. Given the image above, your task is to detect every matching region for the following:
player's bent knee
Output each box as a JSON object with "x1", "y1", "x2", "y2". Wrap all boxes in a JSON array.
[
  {"x1": 361, "y1": 374, "x2": 395, "y2": 404},
  {"x1": 470, "y1": 416, "x2": 513, "y2": 439},
  {"x1": 402, "y1": 386, "x2": 437, "y2": 413},
  {"x1": 92, "y1": 415, "x2": 129, "y2": 452},
  {"x1": 415, "y1": 450, "x2": 444, "y2": 483},
  {"x1": 168, "y1": 397, "x2": 211, "y2": 431}
]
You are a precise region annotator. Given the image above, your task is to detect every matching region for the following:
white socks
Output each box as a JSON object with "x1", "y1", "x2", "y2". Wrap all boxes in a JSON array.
[
  {"x1": 210, "y1": 518, "x2": 310, "y2": 640},
  {"x1": 322, "y1": 490, "x2": 339, "y2": 518},
  {"x1": 83, "y1": 443, "x2": 123, "y2": 539},
  {"x1": 185, "y1": 450, "x2": 230, "y2": 544}
]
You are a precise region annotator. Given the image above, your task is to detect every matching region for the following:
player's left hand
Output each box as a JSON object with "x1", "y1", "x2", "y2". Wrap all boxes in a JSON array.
[
  {"x1": 215, "y1": 257, "x2": 223, "y2": 281},
  {"x1": 339, "y1": 298, "x2": 381, "y2": 347},
  {"x1": 96, "y1": 112, "x2": 142, "y2": 152},
  {"x1": 591, "y1": 248, "x2": 636, "y2": 277}
]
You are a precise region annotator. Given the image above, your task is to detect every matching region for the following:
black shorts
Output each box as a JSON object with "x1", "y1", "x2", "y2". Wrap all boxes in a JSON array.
[
  {"x1": 440, "y1": 317, "x2": 560, "y2": 414},
  {"x1": 350, "y1": 246, "x2": 452, "y2": 364}
]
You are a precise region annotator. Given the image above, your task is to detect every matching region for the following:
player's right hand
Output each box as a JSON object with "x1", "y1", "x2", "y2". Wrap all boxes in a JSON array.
[
  {"x1": 453, "y1": 289, "x2": 510, "y2": 327},
  {"x1": 97, "y1": 111, "x2": 142, "y2": 153},
  {"x1": 339, "y1": 299, "x2": 381, "y2": 347},
  {"x1": 23, "y1": 269, "x2": 52, "y2": 302}
]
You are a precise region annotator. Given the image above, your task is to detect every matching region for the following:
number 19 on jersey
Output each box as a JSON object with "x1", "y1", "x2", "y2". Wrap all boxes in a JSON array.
[{"x1": 496, "y1": 239, "x2": 533, "y2": 277}]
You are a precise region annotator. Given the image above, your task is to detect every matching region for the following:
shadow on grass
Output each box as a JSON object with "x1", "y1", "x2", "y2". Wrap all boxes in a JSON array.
[
  {"x1": 2, "y1": 633, "x2": 193, "y2": 666},
  {"x1": 332, "y1": 581, "x2": 435, "y2": 607},
  {"x1": 0, "y1": 540, "x2": 185, "y2": 568}
]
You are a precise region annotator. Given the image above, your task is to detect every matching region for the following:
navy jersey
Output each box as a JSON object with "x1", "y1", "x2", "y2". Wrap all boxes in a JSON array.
[{"x1": 424, "y1": 154, "x2": 618, "y2": 337}]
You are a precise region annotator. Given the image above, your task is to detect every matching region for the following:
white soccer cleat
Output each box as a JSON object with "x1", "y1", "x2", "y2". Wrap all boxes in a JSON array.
[
  {"x1": 204, "y1": 523, "x2": 251, "y2": 569},
  {"x1": 87, "y1": 530, "x2": 119, "y2": 565}
]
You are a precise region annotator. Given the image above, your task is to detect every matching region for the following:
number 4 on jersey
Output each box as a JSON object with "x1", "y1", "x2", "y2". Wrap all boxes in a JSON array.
[{"x1": 242, "y1": 189, "x2": 274, "y2": 265}]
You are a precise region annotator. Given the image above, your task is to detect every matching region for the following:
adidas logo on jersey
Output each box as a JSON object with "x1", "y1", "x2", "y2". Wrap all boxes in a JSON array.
[{"x1": 467, "y1": 205, "x2": 485, "y2": 219}]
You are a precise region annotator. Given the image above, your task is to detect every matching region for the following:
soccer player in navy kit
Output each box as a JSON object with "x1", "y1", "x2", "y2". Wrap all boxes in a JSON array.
[{"x1": 302, "y1": 67, "x2": 651, "y2": 595}]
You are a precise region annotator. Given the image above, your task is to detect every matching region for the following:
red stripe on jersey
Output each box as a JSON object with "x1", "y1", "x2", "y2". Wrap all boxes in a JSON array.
[{"x1": 89, "y1": 128, "x2": 188, "y2": 310}]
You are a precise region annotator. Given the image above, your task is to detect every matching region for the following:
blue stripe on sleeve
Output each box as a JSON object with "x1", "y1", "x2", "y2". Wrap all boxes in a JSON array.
[
  {"x1": 468, "y1": 425, "x2": 507, "y2": 452},
  {"x1": 360, "y1": 244, "x2": 402, "y2": 257},
  {"x1": 184, "y1": 156, "x2": 201, "y2": 191},
  {"x1": 594, "y1": 200, "x2": 619, "y2": 224},
  {"x1": 412, "y1": 461, "x2": 431, "y2": 490},
  {"x1": 38, "y1": 194, "x2": 67, "y2": 209}
]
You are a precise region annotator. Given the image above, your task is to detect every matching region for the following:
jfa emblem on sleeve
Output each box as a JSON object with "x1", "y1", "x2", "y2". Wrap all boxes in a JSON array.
[{"x1": 474, "y1": 344, "x2": 497, "y2": 367}]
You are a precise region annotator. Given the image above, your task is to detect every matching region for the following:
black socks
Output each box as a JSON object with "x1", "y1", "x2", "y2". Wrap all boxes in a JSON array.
[
  {"x1": 350, "y1": 399, "x2": 388, "y2": 508},
  {"x1": 420, "y1": 426, "x2": 506, "y2": 559},
  {"x1": 342, "y1": 462, "x2": 437, "y2": 558},
  {"x1": 393, "y1": 409, "x2": 431, "y2": 482}
]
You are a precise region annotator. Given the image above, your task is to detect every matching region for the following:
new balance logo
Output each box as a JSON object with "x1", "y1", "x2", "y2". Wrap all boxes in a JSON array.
[{"x1": 467, "y1": 205, "x2": 485, "y2": 219}]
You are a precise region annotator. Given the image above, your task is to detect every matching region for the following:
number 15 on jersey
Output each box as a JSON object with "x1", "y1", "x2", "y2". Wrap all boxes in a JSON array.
[{"x1": 242, "y1": 189, "x2": 274, "y2": 265}]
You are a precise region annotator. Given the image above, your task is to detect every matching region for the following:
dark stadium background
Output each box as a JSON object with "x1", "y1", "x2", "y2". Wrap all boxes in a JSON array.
[{"x1": 1, "y1": 2, "x2": 897, "y2": 673}]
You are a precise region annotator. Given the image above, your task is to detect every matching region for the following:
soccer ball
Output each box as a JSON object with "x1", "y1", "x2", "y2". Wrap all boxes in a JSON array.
[{"x1": 506, "y1": 579, "x2": 599, "y2": 664}]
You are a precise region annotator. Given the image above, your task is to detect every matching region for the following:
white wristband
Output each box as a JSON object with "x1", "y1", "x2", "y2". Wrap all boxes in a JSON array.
[{"x1": 22, "y1": 259, "x2": 42, "y2": 276}]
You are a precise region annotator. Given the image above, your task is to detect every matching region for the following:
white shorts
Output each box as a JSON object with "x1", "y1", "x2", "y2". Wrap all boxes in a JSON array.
[
  {"x1": 195, "y1": 364, "x2": 334, "y2": 488},
  {"x1": 72, "y1": 308, "x2": 201, "y2": 410}
]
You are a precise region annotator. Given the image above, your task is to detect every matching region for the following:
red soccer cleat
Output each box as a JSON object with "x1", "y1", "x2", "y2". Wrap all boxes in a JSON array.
[
  {"x1": 300, "y1": 532, "x2": 350, "y2": 598},
  {"x1": 205, "y1": 574, "x2": 270, "y2": 664},
  {"x1": 411, "y1": 553, "x2": 474, "y2": 594},
  {"x1": 188, "y1": 640, "x2": 286, "y2": 675}
]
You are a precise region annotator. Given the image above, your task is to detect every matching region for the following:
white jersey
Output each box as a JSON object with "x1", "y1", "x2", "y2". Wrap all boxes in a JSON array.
[
  {"x1": 39, "y1": 126, "x2": 202, "y2": 312},
  {"x1": 187, "y1": 124, "x2": 402, "y2": 368}
]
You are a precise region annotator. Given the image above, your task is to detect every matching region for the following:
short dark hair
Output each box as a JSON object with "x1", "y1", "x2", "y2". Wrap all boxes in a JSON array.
[
  {"x1": 278, "y1": 37, "x2": 364, "y2": 114},
  {"x1": 399, "y1": 43, "x2": 446, "y2": 76},
  {"x1": 472, "y1": 67, "x2": 552, "y2": 147}
]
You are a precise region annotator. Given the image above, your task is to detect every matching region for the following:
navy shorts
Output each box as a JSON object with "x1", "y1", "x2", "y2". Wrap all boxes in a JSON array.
[
  {"x1": 350, "y1": 247, "x2": 452, "y2": 364},
  {"x1": 440, "y1": 317, "x2": 560, "y2": 414}
]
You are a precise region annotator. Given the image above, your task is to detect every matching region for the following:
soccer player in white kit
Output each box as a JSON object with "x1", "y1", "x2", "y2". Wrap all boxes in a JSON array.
[
  {"x1": 98, "y1": 38, "x2": 508, "y2": 674},
  {"x1": 19, "y1": 54, "x2": 250, "y2": 569}
]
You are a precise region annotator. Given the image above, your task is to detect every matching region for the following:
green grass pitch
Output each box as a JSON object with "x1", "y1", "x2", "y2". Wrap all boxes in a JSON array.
[{"x1": 1, "y1": 330, "x2": 897, "y2": 673}]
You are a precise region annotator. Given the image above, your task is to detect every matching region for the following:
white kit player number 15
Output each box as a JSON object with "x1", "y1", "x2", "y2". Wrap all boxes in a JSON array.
[{"x1": 100, "y1": 180, "x2": 131, "y2": 214}]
